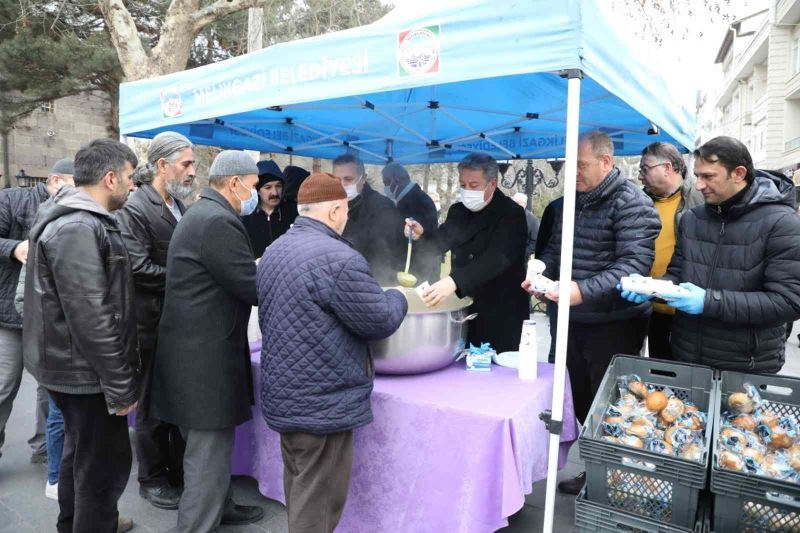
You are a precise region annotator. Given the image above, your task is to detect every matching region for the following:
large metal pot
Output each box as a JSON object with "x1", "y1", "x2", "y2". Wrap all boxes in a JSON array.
[{"x1": 371, "y1": 293, "x2": 475, "y2": 375}]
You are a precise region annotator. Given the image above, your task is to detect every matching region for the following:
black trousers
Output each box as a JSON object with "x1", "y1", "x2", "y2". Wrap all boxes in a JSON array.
[
  {"x1": 546, "y1": 301, "x2": 558, "y2": 363},
  {"x1": 50, "y1": 391, "x2": 132, "y2": 533},
  {"x1": 135, "y1": 347, "x2": 185, "y2": 488},
  {"x1": 647, "y1": 312, "x2": 674, "y2": 361},
  {"x1": 567, "y1": 317, "x2": 648, "y2": 423}
]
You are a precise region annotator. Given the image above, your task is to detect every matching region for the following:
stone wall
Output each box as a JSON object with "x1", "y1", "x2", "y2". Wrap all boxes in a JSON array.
[{"x1": 1, "y1": 92, "x2": 110, "y2": 184}]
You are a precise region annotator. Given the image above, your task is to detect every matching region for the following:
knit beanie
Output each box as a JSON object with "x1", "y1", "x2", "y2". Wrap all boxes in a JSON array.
[
  {"x1": 51, "y1": 158, "x2": 74, "y2": 175},
  {"x1": 256, "y1": 160, "x2": 283, "y2": 190},
  {"x1": 209, "y1": 150, "x2": 259, "y2": 177},
  {"x1": 297, "y1": 173, "x2": 347, "y2": 204}
]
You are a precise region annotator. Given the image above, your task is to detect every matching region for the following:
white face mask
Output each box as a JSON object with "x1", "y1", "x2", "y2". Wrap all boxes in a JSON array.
[
  {"x1": 460, "y1": 186, "x2": 489, "y2": 212},
  {"x1": 344, "y1": 183, "x2": 359, "y2": 201}
]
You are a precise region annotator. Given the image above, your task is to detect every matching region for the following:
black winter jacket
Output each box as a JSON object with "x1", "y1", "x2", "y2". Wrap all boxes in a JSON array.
[
  {"x1": 343, "y1": 184, "x2": 406, "y2": 285},
  {"x1": 664, "y1": 171, "x2": 800, "y2": 372},
  {"x1": 241, "y1": 200, "x2": 298, "y2": 258},
  {"x1": 430, "y1": 189, "x2": 529, "y2": 353},
  {"x1": 22, "y1": 187, "x2": 138, "y2": 413},
  {"x1": 115, "y1": 184, "x2": 185, "y2": 352},
  {"x1": 0, "y1": 183, "x2": 49, "y2": 329},
  {"x1": 540, "y1": 168, "x2": 661, "y2": 324},
  {"x1": 149, "y1": 188, "x2": 257, "y2": 430},
  {"x1": 258, "y1": 217, "x2": 407, "y2": 434},
  {"x1": 394, "y1": 182, "x2": 441, "y2": 283}
]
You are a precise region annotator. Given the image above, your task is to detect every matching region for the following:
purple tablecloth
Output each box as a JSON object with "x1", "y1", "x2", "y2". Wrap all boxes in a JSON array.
[{"x1": 232, "y1": 345, "x2": 578, "y2": 533}]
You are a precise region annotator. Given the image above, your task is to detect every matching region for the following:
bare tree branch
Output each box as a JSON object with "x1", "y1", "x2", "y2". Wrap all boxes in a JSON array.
[
  {"x1": 97, "y1": 0, "x2": 152, "y2": 80},
  {"x1": 190, "y1": 0, "x2": 272, "y2": 34}
]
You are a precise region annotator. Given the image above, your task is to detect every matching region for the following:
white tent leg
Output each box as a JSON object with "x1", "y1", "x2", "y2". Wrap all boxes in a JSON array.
[{"x1": 542, "y1": 72, "x2": 582, "y2": 533}]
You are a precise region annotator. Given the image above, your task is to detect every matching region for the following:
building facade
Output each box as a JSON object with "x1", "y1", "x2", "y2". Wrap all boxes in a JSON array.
[
  {"x1": 698, "y1": 0, "x2": 800, "y2": 174},
  {"x1": 0, "y1": 92, "x2": 110, "y2": 186}
]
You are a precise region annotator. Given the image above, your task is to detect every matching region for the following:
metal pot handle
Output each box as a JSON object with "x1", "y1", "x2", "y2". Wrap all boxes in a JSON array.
[{"x1": 450, "y1": 313, "x2": 478, "y2": 324}]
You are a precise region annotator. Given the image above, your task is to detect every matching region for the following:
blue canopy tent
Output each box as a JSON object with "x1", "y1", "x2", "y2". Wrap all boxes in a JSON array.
[{"x1": 120, "y1": 1, "x2": 695, "y2": 530}]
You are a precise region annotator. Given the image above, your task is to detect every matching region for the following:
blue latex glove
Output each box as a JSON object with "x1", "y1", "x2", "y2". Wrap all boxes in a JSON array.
[
  {"x1": 616, "y1": 273, "x2": 653, "y2": 304},
  {"x1": 664, "y1": 282, "x2": 706, "y2": 315}
]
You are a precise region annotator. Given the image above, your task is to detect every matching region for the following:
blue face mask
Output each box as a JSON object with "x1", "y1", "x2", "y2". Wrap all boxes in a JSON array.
[
  {"x1": 383, "y1": 185, "x2": 396, "y2": 200},
  {"x1": 235, "y1": 179, "x2": 259, "y2": 216}
]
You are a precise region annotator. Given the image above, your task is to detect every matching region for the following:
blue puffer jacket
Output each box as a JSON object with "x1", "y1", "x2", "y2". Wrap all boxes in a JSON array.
[{"x1": 257, "y1": 216, "x2": 407, "y2": 434}]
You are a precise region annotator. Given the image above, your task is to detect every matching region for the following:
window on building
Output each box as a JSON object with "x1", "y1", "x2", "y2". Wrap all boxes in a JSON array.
[
  {"x1": 40, "y1": 101, "x2": 54, "y2": 113},
  {"x1": 794, "y1": 37, "x2": 800, "y2": 75}
]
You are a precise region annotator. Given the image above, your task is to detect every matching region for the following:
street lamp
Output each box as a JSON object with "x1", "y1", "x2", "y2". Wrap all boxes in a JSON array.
[{"x1": 499, "y1": 160, "x2": 561, "y2": 209}]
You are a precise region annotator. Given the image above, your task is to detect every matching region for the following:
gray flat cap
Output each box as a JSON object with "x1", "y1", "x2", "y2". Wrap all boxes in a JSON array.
[
  {"x1": 209, "y1": 150, "x2": 259, "y2": 177},
  {"x1": 51, "y1": 158, "x2": 74, "y2": 176}
]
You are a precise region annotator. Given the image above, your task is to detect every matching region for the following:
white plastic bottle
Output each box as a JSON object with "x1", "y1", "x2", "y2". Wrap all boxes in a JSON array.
[{"x1": 518, "y1": 319, "x2": 538, "y2": 380}]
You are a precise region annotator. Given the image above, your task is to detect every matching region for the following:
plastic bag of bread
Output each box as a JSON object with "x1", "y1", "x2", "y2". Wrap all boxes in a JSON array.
[
  {"x1": 757, "y1": 416, "x2": 798, "y2": 450},
  {"x1": 617, "y1": 374, "x2": 649, "y2": 400},
  {"x1": 727, "y1": 382, "x2": 763, "y2": 415}
]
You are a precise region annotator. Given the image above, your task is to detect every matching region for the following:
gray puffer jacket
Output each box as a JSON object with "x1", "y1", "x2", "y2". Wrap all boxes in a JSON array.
[
  {"x1": 540, "y1": 168, "x2": 661, "y2": 323},
  {"x1": 665, "y1": 170, "x2": 800, "y2": 372}
]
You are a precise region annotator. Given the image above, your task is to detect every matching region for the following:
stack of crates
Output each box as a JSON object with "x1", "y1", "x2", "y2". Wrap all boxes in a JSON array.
[
  {"x1": 575, "y1": 355, "x2": 717, "y2": 532},
  {"x1": 710, "y1": 371, "x2": 800, "y2": 532}
]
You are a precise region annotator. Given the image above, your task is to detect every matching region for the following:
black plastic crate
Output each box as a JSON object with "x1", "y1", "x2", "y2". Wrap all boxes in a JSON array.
[
  {"x1": 580, "y1": 355, "x2": 716, "y2": 528},
  {"x1": 575, "y1": 487, "x2": 705, "y2": 533},
  {"x1": 711, "y1": 371, "x2": 800, "y2": 532}
]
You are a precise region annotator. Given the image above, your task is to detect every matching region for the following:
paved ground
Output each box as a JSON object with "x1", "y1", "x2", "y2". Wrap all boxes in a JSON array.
[{"x1": 2, "y1": 318, "x2": 799, "y2": 532}]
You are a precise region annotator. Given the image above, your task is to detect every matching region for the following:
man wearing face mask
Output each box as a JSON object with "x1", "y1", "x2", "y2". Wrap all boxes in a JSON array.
[
  {"x1": 115, "y1": 131, "x2": 196, "y2": 510},
  {"x1": 332, "y1": 153, "x2": 406, "y2": 285},
  {"x1": 382, "y1": 162, "x2": 441, "y2": 283},
  {"x1": 241, "y1": 160, "x2": 298, "y2": 258},
  {"x1": 524, "y1": 131, "x2": 660, "y2": 495},
  {"x1": 149, "y1": 150, "x2": 264, "y2": 532},
  {"x1": 406, "y1": 152, "x2": 529, "y2": 353},
  {"x1": 258, "y1": 173, "x2": 407, "y2": 533}
]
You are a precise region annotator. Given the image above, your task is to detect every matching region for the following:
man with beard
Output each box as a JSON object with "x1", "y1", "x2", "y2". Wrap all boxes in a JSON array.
[
  {"x1": 115, "y1": 131, "x2": 195, "y2": 510},
  {"x1": 23, "y1": 138, "x2": 139, "y2": 532},
  {"x1": 242, "y1": 160, "x2": 298, "y2": 257}
]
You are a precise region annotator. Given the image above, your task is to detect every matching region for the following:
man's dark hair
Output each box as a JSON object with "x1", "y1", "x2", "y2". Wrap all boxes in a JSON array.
[
  {"x1": 457, "y1": 152, "x2": 499, "y2": 181},
  {"x1": 642, "y1": 142, "x2": 687, "y2": 178},
  {"x1": 332, "y1": 153, "x2": 365, "y2": 176},
  {"x1": 74, "y1": 139, "x2": 138, "y2": 187},
  {"x1": 693, "y1": 136, "x2": 754, "y2": 183}
]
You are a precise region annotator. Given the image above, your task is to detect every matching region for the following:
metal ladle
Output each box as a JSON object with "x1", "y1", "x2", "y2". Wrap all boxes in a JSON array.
[{"x1": 397, "y1": 219, "x2": 418, "y2": 288}]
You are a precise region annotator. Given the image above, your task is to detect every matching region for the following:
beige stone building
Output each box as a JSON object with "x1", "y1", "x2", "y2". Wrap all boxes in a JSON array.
[
  {"x1": 698, "y1": 0, "x2": 800, "y2": 175},
  {"x1": 0, "y1": 92, "x2": 110, "y2": 186}
]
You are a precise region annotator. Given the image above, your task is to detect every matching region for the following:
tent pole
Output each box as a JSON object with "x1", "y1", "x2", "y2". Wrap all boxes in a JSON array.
[{"x1": 541, "y1": 69, "x2": 582, "y2": 533}]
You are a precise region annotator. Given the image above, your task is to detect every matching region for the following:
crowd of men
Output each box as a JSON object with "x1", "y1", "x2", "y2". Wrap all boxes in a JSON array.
[{"x1": 0, "y1": 128, "x2": 799, "y2": 532}]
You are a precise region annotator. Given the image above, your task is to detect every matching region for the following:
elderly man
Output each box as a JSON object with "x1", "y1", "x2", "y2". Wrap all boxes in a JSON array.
[
  {"x1": 623, "y1": 136, "x2": 800, "y2": 372},
  {"x1": 637, "y1": 142, "x2": 702, "y2": 359},
  {"x1": 406, "y1": 152, "x2": 529, "y2": 353},
  {"x1": 527, "y1": 131, "x2": 660, "y2": 495},
  {"x1": 149, "y1": 150, "x2": 263, "y2": 532},
  {"x1": 242, "y1": 159, "x2": 298, "y2": 257},
  {"x1": 258, "y1": 172, "x2": 407, "y2": 533},
  {"x1": 115, "y1": 131, "x2": 196, "y2": 509},
  {"x1": 0, "y1": 157, "x2": 74, "y2": 464},
  {"x1": 23, "y1": 139, "x2": 138, "y2": 533},
  {"x1": 382, "y1": 162, "x2": 440, "y2": 282},
  {"x1": 332, "y1": 153, "x2": 406, "y2": 285}
]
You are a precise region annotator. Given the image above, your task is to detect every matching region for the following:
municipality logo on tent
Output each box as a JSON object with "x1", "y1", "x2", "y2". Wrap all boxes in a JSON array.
[
  {"x1": 397, "y1": 25, "x2": 440, "y2": 77},
  {"x1": 160, "y1": 88, "x2": 183, "y2": 119}
]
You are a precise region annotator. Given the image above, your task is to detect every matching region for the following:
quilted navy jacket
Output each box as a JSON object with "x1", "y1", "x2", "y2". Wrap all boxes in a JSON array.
[{"x1": 257, "y1": 216, "x2": 407, "y2": 434}]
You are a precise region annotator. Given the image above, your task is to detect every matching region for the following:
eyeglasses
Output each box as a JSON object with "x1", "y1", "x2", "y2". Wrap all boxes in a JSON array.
[{"x1": 638, "y1": 162, "x2": 668, "y2": 176}]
